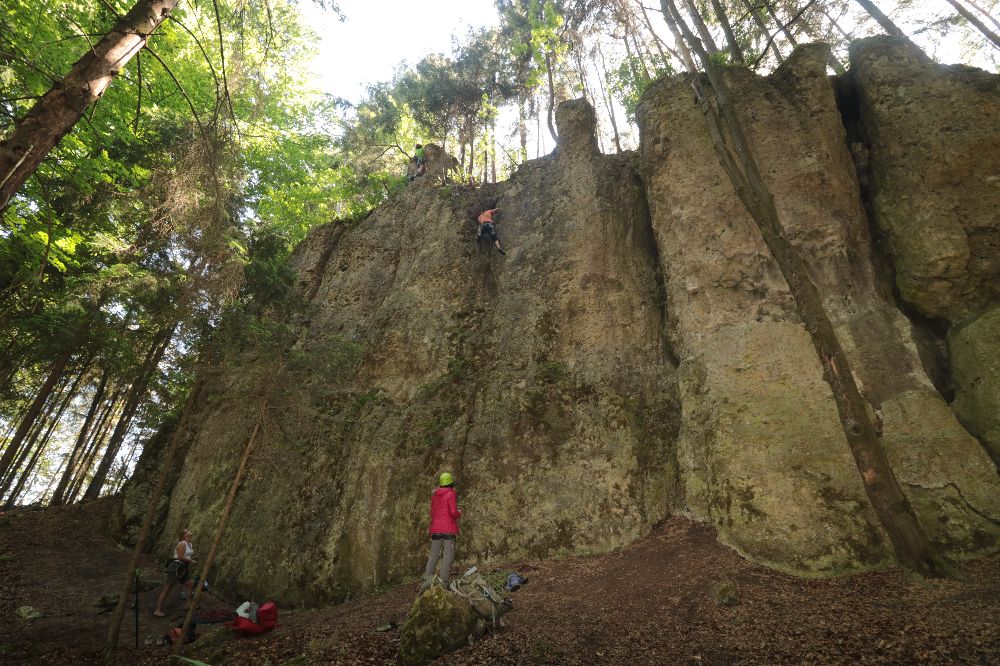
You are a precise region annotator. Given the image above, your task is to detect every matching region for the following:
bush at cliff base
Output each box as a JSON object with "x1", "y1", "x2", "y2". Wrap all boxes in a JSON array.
[{"x1": 397, "y1": 585, "x2": 477, "y2": 665}]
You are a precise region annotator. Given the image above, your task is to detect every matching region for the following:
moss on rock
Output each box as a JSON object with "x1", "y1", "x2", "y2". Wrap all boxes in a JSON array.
[{"x1": 398, "y1": 585, "x2": 477, "y2": 665}]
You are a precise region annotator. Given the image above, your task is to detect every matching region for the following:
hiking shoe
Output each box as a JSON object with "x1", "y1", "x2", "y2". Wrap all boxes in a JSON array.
[{"x1": 497, "y1": 248, "x2": 506, "y2": 255}]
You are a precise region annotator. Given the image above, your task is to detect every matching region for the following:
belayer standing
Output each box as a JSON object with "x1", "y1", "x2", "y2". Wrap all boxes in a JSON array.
[
  {"x1": 477, "y1": 208, "x2": 506, "y2": 255},
  {"x1": 422, "y1": 472, "x2": 461, "y2": 589},
  {"x1": 153, "y1": 528, "x2": 196, "y2": 617}
]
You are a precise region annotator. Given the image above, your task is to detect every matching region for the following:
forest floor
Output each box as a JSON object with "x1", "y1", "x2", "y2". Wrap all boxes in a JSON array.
[{"x1": 1, "y1": 500, "x2": 999, "y2": 665}]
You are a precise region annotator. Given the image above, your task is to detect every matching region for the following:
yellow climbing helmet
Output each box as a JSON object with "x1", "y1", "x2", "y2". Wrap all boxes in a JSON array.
[{"x1": 438, "y1": 472, "x2": 454, "y2": 486}]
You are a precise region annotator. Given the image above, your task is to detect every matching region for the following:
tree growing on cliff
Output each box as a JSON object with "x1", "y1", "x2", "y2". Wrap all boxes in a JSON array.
[{"x1": 660, "y1": 0, "x2": 947, "y2": 576}]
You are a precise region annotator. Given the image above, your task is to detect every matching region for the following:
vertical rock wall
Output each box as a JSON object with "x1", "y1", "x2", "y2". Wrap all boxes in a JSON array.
[
  {"x1": 147, "y1": 103, "x2": 678, "y2": 605},
  {"x1": 122, "y1": 41, "x2": 1000, "y2": 605},
  {"x1": 636, "y1": 43, "x2": 1000, "y2": 575},
  {"x1": 851, "y1": 36, "x2": 1000, "y2": 466}
]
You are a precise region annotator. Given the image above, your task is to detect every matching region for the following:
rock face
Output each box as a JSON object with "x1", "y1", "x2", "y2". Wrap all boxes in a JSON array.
[
  {"x1": 636, "y1": 42, "x2": 1000, "y2": 574},
  {"x1": 122, "y1": 41, "x2": 1000, "y2": 605},
  {"x1": 140, "y1": 99, "x2": 677, "y2": 606},
  {"x1": 851, "y1": 36, "x2": 1000, "y2": 466},
  {"x1": 851, "y1": 37, "x2": 1000, "y2": 323},
  {"x1": 950, "y1": 307, "x2": 1000, "y2": 465}
]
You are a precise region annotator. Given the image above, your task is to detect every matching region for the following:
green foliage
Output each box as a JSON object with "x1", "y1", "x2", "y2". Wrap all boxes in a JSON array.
[
  {"x1": 610, "y1": 55, "x2": 673, "y2": 123},
  {"x1": 0, "y1": 0, "x2": 356, "y2": 503}
]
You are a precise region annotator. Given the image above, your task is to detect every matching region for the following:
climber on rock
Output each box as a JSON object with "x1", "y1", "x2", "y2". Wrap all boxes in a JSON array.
[
  {"x1": 409, "y1": 144, "x2": 426, "y2": 181},
  {"x1": 476, "y1": 207, "x2": 506, "y2": 255}
]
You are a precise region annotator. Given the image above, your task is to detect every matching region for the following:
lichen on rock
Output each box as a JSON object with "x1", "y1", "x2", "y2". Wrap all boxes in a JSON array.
[
  {"x1": 398, "y1": 585, "x2": 478, "y2": 665},
  {"x1": 118, "y1": 44, "x2": 1000, "y2": 606}
]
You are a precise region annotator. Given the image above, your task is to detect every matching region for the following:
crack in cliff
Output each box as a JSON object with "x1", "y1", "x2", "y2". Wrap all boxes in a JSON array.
[
  {"x1": 833, "y1": 72, "x2": 957, "y2": 403},
  {"x1": 901, "y1": 480, "x2": 1000, "y2": 526}
]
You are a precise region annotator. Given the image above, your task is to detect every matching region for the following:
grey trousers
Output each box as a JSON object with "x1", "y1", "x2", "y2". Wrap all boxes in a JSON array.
[{"x1": 423, "y1": 537, "x2": 455, "y2": 583}]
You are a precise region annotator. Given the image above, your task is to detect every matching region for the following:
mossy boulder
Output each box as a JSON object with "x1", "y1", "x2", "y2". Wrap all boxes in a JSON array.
[
  {"x1": 710, "y1": 580, "x2": 741, "y2": 608},
  {"x1": 398, "y1": 585, "x2": 477, "y2": 665},
  {"x1": 950, "y1": 306, "x2": 1000, "y2": 466}
]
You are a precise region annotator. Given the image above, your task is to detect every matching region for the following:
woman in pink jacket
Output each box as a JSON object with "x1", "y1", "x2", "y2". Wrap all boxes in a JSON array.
[{"x1": 422, "y1": 472, "x2": 462, "y2": 587}]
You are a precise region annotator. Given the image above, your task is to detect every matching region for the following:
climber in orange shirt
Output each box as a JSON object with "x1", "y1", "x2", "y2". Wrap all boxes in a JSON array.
[{"x1": 476, "y1": 208, "x2": 506, "y2": 255}]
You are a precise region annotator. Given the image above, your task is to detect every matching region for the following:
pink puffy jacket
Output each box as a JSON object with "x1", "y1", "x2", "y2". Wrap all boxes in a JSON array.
[{"x1": 427, "y1": 486, "x2": 461, "y2": 535}]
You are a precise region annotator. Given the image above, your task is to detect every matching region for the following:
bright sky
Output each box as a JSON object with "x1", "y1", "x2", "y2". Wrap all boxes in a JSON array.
[
  {"x1": 298, "y1": 0, "x2": 997, "y2": 104},
  {"x1": 299, "y1": 0, "x2": 500, "y2": 103}
]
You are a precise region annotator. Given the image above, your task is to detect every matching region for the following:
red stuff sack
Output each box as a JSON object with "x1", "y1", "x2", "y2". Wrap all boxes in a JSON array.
[
  {"x1": 229, "y1": 601, "x2": 277, "y2": 635},
  {"x1": 256, "y1": 601, "x2": 278, "y2": 630},
  {"x1": 231, "y1": 615, "x2": 267, "y2": 635}
]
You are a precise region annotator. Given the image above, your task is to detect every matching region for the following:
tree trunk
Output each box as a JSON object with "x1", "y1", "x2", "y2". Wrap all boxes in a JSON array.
[
  {"x1": 597, "y1": 43, "x2": 623, "y2": 153},
  {"x1": 5, "y1": 405, "x2": 64, "y2": 508},
  {"x1": 795, "y1": 13, "x2": 848, "y2": 73},
  {"x1": 629, "y1": 30, "x2": 654, "y2": 80},
  {"x1": 710, "y1": 0, "x2": 747, "y2": 63},
  {"x1": 0, "y1": 349, "x2": 72, "y2": 483},
  {"x1": 518, "y1": 95, "x2": 528, "y2": 160},
  {"x1": 945, "y1": 0, "x2": 1000, "y2": 49},
  {"x1": 105, "y1": 379, "x2": 205, "y2": 655},
  {"x1": 4, "y1": 359, "x2": 88, "y2": 506},
  {"x1": 743, "y1": 0, "x2": 784, "y2": 64},
  {"x1": 108, "y1": 431, "x2": 143, "y2": 495},
  {"x1": 966, "y1": 0, "x2": 1000, "y2": 34},
  {"x1": 491, "y1": 119, "x2": 498, "y2": 183},
  {"x1": 66, "y1": 389, "x2": 123, "y2": 503},
  {"x1": 172, "y1": 412, "x2": 263, "y2": 657},
  {"x1": 574, "y1": 49, "x2": 590, "y2": 103},
  {"x1": 663, "y1": 0, "x2": 945, "y2": 576},
  {"x1": 662, "y1": 1, "x2": 699, "y2": 70},
  {"x1": 851, "y1": 0, "x2": 930, "y2": 61},
  {"x1": 853, "y1": 0, "x2": 906, "y2": 38},
  {"x1": 50, "y1": 368, "x2": 109, "y2": 505},
  {"x1": 83, "y1": 326, "x2": 173, "y2": 500},
  {"x1": 39, "y1": 451, "x2": 69, "y2": 503},
  {"x1": 764, "y1": 1, "x2": 799, "y2": 47},
  {"x1": 545, "y1": 51, "x2": 558, "y2": 143},
  {"x1": 684, "y1": 0, "x2": 722, "y2": 54},
  {"x1": 822, "y1": 7, "x2": 854, "y2": 40},
  {"x1": 0, "y1": 0, "x2": 181, "y2": 209},
  {"x1": 637, "y1": 0, "x2": 678, "y2": 65},
  {"x1": 468, "y1": 129, "x2": 476, "y2": 182},
  {"x1": 0, "y1": 377, "x2": 66, "y2": 497}
]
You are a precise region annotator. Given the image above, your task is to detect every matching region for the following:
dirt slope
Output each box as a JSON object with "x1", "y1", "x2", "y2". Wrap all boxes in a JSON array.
[{"x1": 1, "y1": 502, "x2": 998, "y2": 665}]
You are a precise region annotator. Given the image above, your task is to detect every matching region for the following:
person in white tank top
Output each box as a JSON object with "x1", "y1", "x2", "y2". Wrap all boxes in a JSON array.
[{"x1": 153, "y1": 528, "x2": 197, "y2": 617}]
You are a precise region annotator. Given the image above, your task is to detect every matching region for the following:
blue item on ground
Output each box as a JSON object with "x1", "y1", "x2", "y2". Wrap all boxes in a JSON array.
[{"x1": 503, "y1": 572, "x2": 527, "y2": 592}]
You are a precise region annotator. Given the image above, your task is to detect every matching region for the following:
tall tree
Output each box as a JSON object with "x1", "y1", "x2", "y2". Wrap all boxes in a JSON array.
[
  {"x1": 0, "y1": 0, "x2": 181, "y2": 208},
  {"x1": 0, "y1": 346, "x2": 74, "y2": 482},
  {"x1": 945, "y1": 0, "x2": 1000, "y2": 50},
  {"x1": 710, "y1": 0, "x2": 747, "y2": 63},
  {"x1": 853, "y1": 0, "x2": 906, "y2": 38},
  {"x1": 82, "y1": 324, "x2": 174, "y2": 500},
  {"x1": 661, "y1": 0, "x2": 946, "y2": 576},
  {"x1": 49, "y1": 369, "x2": 110, "y2": 505}
]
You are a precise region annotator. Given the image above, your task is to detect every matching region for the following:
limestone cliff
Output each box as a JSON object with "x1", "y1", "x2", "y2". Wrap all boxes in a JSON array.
[
  {"x1": 119, "y1": 38, "x2": 1000, "y2": 605},
  {"x1": 637, "y1": 41, "x2": 999, "y2": 574},
  {"x1": 849, "y1": 37, "x2": 1000, "y2": 466}
]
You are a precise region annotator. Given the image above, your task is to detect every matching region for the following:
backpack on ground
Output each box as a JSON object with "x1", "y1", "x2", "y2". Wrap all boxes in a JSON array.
[
  {"x1": 228, "y1": 600, "x2": 278, "y2": 635},
  {"x1": 448, "y1": 572, "x2": 513, "y2": 629}
]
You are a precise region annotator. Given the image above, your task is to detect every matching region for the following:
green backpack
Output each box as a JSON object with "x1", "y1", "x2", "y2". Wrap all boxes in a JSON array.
[{"x1": 447, "y1": 570, "x2": 513, "y2": 629}]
